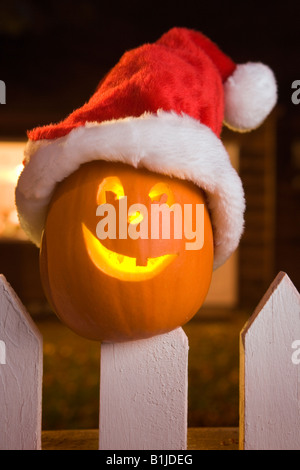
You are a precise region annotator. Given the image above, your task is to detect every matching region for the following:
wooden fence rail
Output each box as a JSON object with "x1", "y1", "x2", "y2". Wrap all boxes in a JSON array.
[{"x1": 0, "y1": 271, "x2": 299, "y2": 450}]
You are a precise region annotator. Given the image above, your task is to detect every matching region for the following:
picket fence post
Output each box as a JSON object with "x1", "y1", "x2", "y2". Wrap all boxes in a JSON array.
[
  {"x1": 240, "y1": 271, "x2": 300, "y2": 450},
  {"x1": 0, "y1": 275, "x2": 43, "y2": 450},
  {"x1": 99, "y1": 327, "x2": 189, "y2": 450}
]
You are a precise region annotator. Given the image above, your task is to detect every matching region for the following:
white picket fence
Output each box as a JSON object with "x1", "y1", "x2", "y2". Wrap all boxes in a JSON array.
[{"x1": 0, "y1": 271, "x2": 299, "y2": 450}]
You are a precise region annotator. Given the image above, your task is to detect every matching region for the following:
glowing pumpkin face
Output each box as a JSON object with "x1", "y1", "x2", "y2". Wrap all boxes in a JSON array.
[
  {"x1": 82, "y1": 176, "x2": 178, "y2": 282},
  {"x1": 40, "y1": 161, "x2": 214, "y2": 342}
]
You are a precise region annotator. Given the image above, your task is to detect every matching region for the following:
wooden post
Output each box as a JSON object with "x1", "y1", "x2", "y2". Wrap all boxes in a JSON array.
[
  {"x1": 240, "y1": 271, "x2": 300, "y2": 450},
  {"x1": 0, "y1": 275, "x2": 43, "y2": 450},
  {"x1": 99, "y1": 327, "x2": 189, "y2": 450}
]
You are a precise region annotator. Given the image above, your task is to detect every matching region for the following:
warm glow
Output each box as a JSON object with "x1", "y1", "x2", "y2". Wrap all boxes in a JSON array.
[
  {"x1": 149, "y1": 182, "x2": 175, "y2": 206},
  {"x1": 97, "y1": 176, "x2": 125, "y2": 205},
  {"x1": 128, "y1": 210, "x2": 143, "y2": 225},
  {"x1": 0, "y1": 141, "x2": 26, "y2": 239},
  {"x1": 82, "y1": 223, "x2": 177, "y2": 281},
  {"x1": 0, "y1": 163, "x2": 23, "y2": 184}
]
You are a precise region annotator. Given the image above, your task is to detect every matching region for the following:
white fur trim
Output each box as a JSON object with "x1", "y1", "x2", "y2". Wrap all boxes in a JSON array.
[
  {"x1": 224, "y1": 62, "x2": 277, "y2": 132},
  {"x1": 16, "y1": 111, "x2": 245, "y2": 269}
]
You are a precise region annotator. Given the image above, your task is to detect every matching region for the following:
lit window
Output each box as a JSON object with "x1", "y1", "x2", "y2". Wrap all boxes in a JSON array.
[{"x1": 0, "y1": 141, "x2": 26, "y2": 239}]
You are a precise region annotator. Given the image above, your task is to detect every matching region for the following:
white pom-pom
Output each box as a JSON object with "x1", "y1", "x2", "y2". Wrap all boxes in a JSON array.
[{"x1": 224, "y1": 62, "x2": 277, "y2": 132}]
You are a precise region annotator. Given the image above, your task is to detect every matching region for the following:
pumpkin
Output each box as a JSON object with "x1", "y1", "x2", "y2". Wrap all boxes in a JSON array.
[{"x1": 40, "y1": 161, "x2": 214, "y2": 342}]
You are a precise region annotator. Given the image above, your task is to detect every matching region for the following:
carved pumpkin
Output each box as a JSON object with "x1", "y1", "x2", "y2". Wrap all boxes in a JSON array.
[{"x1": 40, "y1": 161, "x2": 214, "y2": 341}]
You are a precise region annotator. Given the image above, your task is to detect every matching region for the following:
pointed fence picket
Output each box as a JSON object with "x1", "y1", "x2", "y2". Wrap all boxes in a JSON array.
[
  {"x1": 240, "y1": 272, "x2": 300, "y2": 450},
  {"x1": 0, "y1": 275, "x2": 43, "y2": 450}
]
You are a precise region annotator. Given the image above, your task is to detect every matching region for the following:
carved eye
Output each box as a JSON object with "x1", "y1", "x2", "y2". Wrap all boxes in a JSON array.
[
  {"x1": 148, "y1": 182, "x2": 175, "y2": 207},
  {"x1": 97, "y1": 176, "x2": 125, "y2": 205}
]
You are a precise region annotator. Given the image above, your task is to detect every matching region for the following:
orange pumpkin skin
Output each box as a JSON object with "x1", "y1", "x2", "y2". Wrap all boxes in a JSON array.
[{"x1": 40, "y1": 161, "x2": 214, "y2": 342}]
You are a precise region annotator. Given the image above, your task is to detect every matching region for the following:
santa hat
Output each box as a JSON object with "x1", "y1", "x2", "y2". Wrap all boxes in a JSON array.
[{"x1": 15, "y1": 27, "x2": 277, "y2": 269}]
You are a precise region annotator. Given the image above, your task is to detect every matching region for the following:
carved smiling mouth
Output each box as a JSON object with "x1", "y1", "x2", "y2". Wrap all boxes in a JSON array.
[{"x1": 82, "y1": 224, "x2": 177, "y2": 282}]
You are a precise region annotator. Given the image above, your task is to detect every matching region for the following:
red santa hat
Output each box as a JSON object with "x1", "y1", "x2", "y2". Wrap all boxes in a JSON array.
[{"x1": 15, "y1": 27, "x2": 277, "y2": 269}]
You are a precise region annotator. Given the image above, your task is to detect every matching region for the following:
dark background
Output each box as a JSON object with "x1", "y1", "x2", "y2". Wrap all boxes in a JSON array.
[
  {"x1": 0, "y1": 0, "x2": 299, "y2": 125},
  {"x1": 0, "y1": 0, "x2": 300, "y2": 431}
]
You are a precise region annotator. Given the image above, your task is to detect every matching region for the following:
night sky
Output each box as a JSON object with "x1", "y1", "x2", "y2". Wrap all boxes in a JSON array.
[{"x1": 1, "y1": 0, "x2": 299, "y2": 136}]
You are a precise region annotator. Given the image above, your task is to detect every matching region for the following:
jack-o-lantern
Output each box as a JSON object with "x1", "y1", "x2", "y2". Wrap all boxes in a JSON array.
[
  {"x1": 40, "y1": 161, "x2": 214, "y2": 341},
  {"x1": 15, "y1": 28, "x2": 276, "y2": 343}
]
